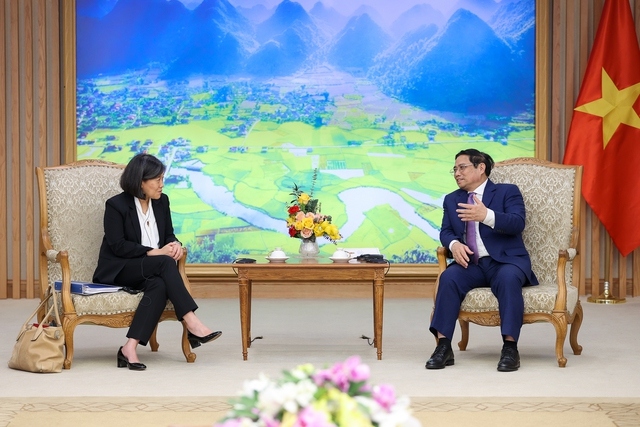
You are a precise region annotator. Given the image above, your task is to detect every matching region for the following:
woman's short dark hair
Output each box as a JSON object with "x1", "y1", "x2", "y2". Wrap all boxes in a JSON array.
[
  {"x1": 455, "y1": 148, "x2": 495, "y2": 177},
  {"x1": 120, "y1": 153, "x2": 166, "y2": 199}
]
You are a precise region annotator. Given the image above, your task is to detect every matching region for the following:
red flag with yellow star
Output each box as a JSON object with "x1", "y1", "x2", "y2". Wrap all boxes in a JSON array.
[{"x1": 563, "y1": 0, "x2": 640, "y2": 256}]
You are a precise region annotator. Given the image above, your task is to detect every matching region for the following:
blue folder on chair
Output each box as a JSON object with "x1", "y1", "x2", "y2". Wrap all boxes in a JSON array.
[{"x1": 53, "y1": 281, "x2": 122, "y2": 295}]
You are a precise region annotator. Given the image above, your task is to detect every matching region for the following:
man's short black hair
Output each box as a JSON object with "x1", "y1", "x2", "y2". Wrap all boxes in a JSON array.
[
  {"x1": 455, "y1": 149, "x2": 495, "y2": 177},
  {"x1": 120, "y1": 153, "x2": 166, "y2": 199}
]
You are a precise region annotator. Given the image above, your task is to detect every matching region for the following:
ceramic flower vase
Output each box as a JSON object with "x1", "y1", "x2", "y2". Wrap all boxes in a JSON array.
[{"x1": 299, "y1": 238, "x2": 319, "y2": 258}]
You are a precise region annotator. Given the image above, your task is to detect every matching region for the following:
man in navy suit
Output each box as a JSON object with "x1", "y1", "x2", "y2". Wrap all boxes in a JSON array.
[{"x1": 426, "y1": 149, "x2": 538, "y2": 372}]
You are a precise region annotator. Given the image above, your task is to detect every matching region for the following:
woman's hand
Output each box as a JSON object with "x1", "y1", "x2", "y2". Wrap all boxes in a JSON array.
[
  {"x1": 164, "y1": 241, "x2": 183, "y2": 260},
  {"x1": 147, "y1": 242, "x2": 183, "y2": 260}
]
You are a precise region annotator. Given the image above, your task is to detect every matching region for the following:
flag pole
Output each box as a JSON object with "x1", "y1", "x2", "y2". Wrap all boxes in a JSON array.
[{"x1": 588, "y1": 235, "x2": 626, "y2": 304}]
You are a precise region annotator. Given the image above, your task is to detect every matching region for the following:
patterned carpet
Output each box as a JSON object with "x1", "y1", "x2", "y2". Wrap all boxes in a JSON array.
[
  {"x1": 2, "y1": 397, "x2": 639, "y2": 427},
  {"x1": 4, "y1": 298, "x2": 640, "y2": 426}
]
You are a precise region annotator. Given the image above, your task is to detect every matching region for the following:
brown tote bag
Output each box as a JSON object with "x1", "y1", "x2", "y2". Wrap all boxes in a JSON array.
[{"x1": 8, "y1": 287, "x2": 65, "y2": 373}]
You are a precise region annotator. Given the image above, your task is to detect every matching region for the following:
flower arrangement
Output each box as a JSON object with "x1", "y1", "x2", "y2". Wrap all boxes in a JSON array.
[
  {"x1": 286, "y1": 171, "x2": 341, "y2": 243},
  {"x1": 214, "y1": 356, "x2": 421, "y2": 427}
]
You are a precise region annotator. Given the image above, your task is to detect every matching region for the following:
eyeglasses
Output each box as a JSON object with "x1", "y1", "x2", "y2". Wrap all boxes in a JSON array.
[{"x1": 450, "y1": 163, "x2": 475, "y2": 175}]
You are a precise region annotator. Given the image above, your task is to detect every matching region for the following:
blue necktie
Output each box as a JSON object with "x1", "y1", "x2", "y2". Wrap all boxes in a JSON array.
[{"x1": 466, "y1": 192, "x2": 479, "y2": 265}]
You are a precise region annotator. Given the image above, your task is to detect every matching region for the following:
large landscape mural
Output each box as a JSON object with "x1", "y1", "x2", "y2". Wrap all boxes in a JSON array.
[{"x1": 75, "y1": 0, "x2": 536, "y2": 263}]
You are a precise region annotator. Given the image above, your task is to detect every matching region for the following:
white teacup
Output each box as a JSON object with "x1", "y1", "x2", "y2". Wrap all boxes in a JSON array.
[
  {"x1": 269, "y1": 248, "x2": 287, "y2": 259},
  {"x1": 332, "y1": 248, "x2": 351, "y2": 259}
]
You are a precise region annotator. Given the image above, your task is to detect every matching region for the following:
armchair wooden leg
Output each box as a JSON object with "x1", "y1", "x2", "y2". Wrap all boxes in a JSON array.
[
  {"x1": 62, "y1": 319, "x2": 77, "y2": 370},
  {"x1": 569, "y1": 302, "x2": 584, "y2": 355},
  {"x1": 458, "y1": 319, "x2": 470, "y2": 351},
  {"x1": 551, "y1": 317, "x2": 568, "y2": 367}
]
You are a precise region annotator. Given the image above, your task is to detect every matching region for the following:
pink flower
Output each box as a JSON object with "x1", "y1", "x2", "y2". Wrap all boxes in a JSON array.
[
  {"x1": 260, "y1": 415, "x2": 281, "y2": 427},
  {"x1": 343, "y1": 355, "x2": 370, "y2": 383},
  {"x1": 373, "y1": 384, "x2": 396, "y2": 410},
  {"x1": 293, "y1": 407, "x2": 333, "y2": 427},
  {"x1": 312, "y1": 356, "x2": 369, "y2": 393},
  {"x1": 301, "y1": 228, "x2": 314, "y2": 238},
  {"x1": 296, "y1": 212, "x2": 306, "y2": 221}
]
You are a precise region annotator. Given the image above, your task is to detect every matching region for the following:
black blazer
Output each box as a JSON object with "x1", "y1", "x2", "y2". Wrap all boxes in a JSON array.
[{"x1": 93, "y1": 192, "x2": 179, "y2": 284}]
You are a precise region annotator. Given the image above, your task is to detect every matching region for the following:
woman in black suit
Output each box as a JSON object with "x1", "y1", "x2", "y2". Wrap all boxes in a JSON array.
[{"x1": 93, "y1": 153, "x2": 221, "y2": 370}]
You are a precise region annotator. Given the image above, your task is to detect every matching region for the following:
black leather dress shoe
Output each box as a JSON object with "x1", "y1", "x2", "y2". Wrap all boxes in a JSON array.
[
  {"x1": 117, "y1": 347, "x2": 146, "y2": 371},
  {"x1": 187, "y1": 330, "x2": 222, "y2": 348},
  {"x1": 425, "y1": 343, "x2": 455, "y2": 369},
  {"x1": 497, "y1": 346, "x2": 520, "y2": 372}
]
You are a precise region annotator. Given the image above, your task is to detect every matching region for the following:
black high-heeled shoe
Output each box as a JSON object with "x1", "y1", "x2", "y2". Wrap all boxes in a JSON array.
[
  {"x1": 117, "y1": 347, "x2": 146, "y2": 371},
  {"x1": 187, "y1": 331, "x2": 222, "y2": 348}
]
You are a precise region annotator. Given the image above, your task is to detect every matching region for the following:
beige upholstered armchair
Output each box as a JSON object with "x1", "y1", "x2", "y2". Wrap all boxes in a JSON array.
[
  {"x1": 434, "y1": 158, "x2": 584, "y2": 367},
  {"x1": 36, "y1": 160, "x2": 195, "y2": 369}
]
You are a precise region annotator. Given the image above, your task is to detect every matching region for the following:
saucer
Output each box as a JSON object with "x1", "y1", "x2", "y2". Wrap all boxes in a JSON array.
[
  {"x1": 266, "y1": 256, "x2": 289, "y2": 263},
  {"x1": 329, "y1": 257, "x2": 351, "y2": 263}
]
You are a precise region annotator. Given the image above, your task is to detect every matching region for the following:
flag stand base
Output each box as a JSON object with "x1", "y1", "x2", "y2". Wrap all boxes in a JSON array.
[{"x1": 587, "y1": 281, "x2": 626, "y2": 304}]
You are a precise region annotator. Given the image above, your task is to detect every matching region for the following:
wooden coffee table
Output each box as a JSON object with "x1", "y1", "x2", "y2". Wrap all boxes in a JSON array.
[{"x1": 234, "y1": 257, "x2": 387, "y2": 360}]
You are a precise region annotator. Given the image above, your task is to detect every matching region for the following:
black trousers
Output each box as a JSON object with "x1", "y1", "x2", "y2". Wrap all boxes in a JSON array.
[{"x1": 115, "y1": 255, "x2": 198, "y2": 346}]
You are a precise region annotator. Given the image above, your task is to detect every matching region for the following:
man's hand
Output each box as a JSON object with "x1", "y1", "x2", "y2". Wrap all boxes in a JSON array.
[
  {"x1": 456, "y1": 193, "x2": 487, "y2": 222},
  {"x1": 451, "y1": 241, "x2": 474, "y2": 268}
]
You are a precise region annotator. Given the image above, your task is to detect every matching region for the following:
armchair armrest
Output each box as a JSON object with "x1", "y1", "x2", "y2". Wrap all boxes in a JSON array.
[
  {"x1": 177, "y1": 248, "x2": 192, "y2": 294},
  {"x1": 38, "y1": 246, "x2": 77, "y2": 322},
  {"x1": 53, "y1": 250, "x2": 77, "y2": 318},
  {"x1": 45, "y1": 249, "x2": 60, "y2": 262},
  {"x1": 434, "y1": 247, "x2": 451, "y2": 299},
  {"x1": 553, "y1": 247, "x2": 578, "y2": 311},
  {"x1": 436, "y1": 246, "x2": 451, "y2": 267}
]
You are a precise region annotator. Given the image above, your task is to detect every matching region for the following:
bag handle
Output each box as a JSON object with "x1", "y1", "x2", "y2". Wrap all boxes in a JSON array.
[
  {"x1": 16, "y1": 286, "x2": 61, "y2": 341},
  {"x1": 49, "y1": 284, "x2": 62, "y2": 327}
]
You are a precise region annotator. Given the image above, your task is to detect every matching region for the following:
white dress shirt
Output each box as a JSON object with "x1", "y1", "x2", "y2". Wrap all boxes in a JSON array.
[{"x1": 134, "y1": 197, "x2": 159, "y2": 249}]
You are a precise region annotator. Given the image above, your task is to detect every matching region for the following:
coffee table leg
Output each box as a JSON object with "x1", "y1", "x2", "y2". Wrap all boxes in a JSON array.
[
  {"x1": 374, "y1": 275, "x2": 384, "y2": 360},
  {"x1": 247, "y1": 278, "x2": 253, "y2": 348},
  {"x1": 372, "y1": 284, "x2": 377, "y2": 348},
  {"x1": 239, "y1": 277, "x2": 250, "y2": 360}
]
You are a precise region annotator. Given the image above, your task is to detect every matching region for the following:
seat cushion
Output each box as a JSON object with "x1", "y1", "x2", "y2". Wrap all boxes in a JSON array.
[
  {"x1": 54, "y1": 291, "x2": 175, "y2": 316},
  {"x1": 460, "y1": 283, "x2": 579, "y2": 316}
]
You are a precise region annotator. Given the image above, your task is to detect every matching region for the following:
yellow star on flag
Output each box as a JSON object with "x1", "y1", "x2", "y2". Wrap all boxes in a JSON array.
[{"x1": 574, "y1": 68, "x2": 640, "y2": 148}]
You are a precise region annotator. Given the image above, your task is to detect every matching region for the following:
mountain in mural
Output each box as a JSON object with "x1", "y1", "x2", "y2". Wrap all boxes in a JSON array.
[
  {"x1": 77, "y1": 0, "x2": 190, "y2": 77},
  {"x1": 76, "y1": 0, "x2": 535, "y2": 115},
  {"x1": 490, "y1": 0, "x2": 535, "y2": 87},
  {"x1": 246, "y1": 0, "x2": 323, "y2": 75},
  {"x1": 327, "y1": 13, "x2": 391, "y2": 71},
  {"x1": 162, "y1": 0, "x2": 256, "y2": 79},
  {"x1": 308, "y1": 2, "x2": 348, "y2": 37},
  {"x1": 389, "y1": 3, "x2": 445, "y2": 39},
  {"x1": 349, "y1": 4, "x2": 388, "y2": 29},
  {"x1": 369, "y1": 23, "x2": 439, "y2": 93},
  {"x1": 446, "y1": 0, "x2": 499, "y2": 21},
  {"x1": 370, "y1": 8, "x2": 530, "y2": 114},
  {"x1": 236, "y1": 3, "x2": 274, "y2": 23},
  {"x1": 491, "y1": 0, "x2": 534, "y2": 47},
  {"x1": 255, "y1": 0, "x2": 316, "y2": 42}
]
